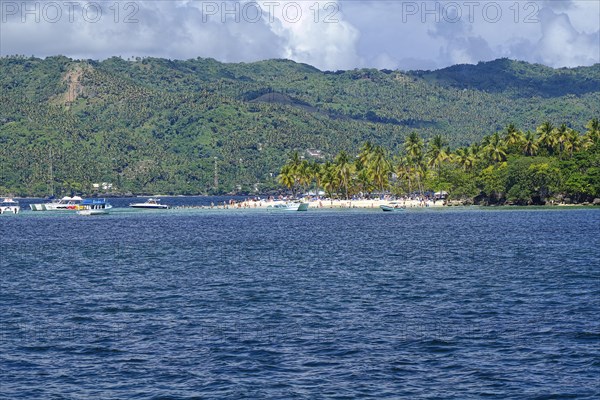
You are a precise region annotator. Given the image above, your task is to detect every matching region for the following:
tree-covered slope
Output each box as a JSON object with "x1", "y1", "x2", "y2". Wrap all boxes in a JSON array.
[
  {"x1": 0, "y1": 55, "x2": 598, "y2": 196},
  {"x1": 410, "y1": 58, "x2": 600, "y2": 97}
]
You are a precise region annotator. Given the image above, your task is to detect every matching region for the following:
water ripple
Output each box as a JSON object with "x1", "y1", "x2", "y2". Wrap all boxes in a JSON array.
[{"x1": 1, "y1": 208, "x2": 599, "y2": 398}]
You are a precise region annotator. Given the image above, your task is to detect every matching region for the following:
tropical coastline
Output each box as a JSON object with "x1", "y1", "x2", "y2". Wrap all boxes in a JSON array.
[
  {"x1": 276, "y1": 120, "x2": 600, "y2": 208},
  {"x1": 6, "y1": 195, "x2": 600, "y2": 215},
  {"x1": 2, "y1": 57, "x2": 599, "y2": 200},
  {"x1": 3, "y1": 10, "x2": 600, "y2": 400}
]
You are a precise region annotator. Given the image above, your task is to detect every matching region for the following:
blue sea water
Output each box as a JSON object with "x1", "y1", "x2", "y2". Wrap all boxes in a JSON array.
[{"x1": 1, "y1": 203, "x2": 599, "y2": 399}]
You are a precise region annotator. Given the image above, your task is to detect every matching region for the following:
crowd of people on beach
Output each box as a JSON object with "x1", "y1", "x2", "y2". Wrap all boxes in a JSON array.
[
  {"x1": 172, "y1": 193, "x2": 443, "y2": 210},
  {"x1": 174, "y1": 196, "x2": 286, "y2": 210}
]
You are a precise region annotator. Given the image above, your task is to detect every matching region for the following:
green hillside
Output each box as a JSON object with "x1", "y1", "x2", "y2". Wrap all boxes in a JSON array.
[
  {"x1": 1, "y1": 55, "x2": 599, "y2": 196},
  {"x1": 412, "y1": 58, "x2": 600, "y2": 97}
]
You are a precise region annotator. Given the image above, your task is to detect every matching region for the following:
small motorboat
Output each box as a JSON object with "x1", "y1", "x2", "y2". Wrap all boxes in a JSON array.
[
  {"x1": 0, "y1": 198, "x2": 20, "y2": 214},
  {"x1": 267, "y1": 201, "x2": 309, "y2": 211},
  {"x1": 77, "y1": 199, "x2": 112, "y2": 215},
  {"x1": 129, "y1": 198, "x2": 170, "y2": 209},
  {"x1": 380, "y1": 202, "x2": 405, "y2": 212}
]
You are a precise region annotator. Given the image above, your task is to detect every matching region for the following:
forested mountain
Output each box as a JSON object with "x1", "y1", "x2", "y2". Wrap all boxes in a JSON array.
[
  {"x1": 1, "y1": 55, "x2": 599, "y2": 196},
  {"x1": 411, "y1": 58, "x2": 600, "y2": 97}
]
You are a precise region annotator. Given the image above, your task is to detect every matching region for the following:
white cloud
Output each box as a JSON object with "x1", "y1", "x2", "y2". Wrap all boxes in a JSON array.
[
  {"x1": 0, "y1": 1, "x2": 287, "y2": 61},
  {"x1": 0, "y1": 0, "x2": 360, "y2": 70},
  {"x1": 533, "y1": 6, "x2": 600, "y2": 67},
  {"x1": 258, "y1": 1, "x2": 361, "y2": 70},
  {"x1": 0, "y1": 0, "x2": 598, "y2": 70},
  {"x1": 504, "y1": 3, "x2": 600, "y2": 68}
]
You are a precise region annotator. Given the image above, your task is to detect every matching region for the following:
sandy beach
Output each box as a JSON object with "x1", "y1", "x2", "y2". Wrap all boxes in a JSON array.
[{"x1": 202, "y1": 198, "x2": 445, "y2": 210}]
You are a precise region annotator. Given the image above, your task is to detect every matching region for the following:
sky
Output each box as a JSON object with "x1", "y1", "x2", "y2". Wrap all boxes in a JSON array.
[{"x1": 1, "y1": 0, "x2": 599, "y2": 71}]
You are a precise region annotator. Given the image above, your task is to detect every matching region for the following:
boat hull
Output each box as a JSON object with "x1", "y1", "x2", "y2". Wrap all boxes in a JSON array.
[
  {"x1": 30, "y1": 203, "x2": 66, "y2": 211},
  {"x1": 129, "y1": 204, "x2": 169, "y2": 209},
  {"x1": 30, "y1": 197, "x2": 84, "y2": 211},
  {"x1": 380, "y1": 205, "x2": 405, "y2": 212},
  {"x1": 129, "y1": 198, "x2": 170, "y2": 209},
  {"x1": 267, "y1": 202, "x2": 309, "y2": 211},
  {"x1": 0, "y1": 199, "x2": 20, "y2": 214},
  {"x1": 78, "y1": 200, "x2": 112, "y2": 215},
  {"x1": 77, "y1": 209, "x2": 109, "y2": 215},
  {"x1": 297, "y1": 203, "x2": 309, "y2": 211}
]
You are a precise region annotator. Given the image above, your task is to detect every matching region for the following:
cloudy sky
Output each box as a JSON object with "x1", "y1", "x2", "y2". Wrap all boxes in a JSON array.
[{"x1": 1, "y1": 0, "x2": 598, "y2": 70}]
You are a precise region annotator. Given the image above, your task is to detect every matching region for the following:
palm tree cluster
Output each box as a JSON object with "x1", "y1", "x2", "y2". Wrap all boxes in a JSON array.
[
  {"x1": 474, "y1": 119, "x2": 598, "y2": 162},
  {"x1": 278, "y1": 142, "x2": 393, "y2": 199},
  {"x1": 278, "y1": 119, "x2": 600, "y2": 200}
]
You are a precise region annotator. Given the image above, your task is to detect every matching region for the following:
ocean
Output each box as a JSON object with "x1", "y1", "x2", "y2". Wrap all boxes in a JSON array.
[{"x1": 1, "y1": 202, "x2": 599, "y2": 398}]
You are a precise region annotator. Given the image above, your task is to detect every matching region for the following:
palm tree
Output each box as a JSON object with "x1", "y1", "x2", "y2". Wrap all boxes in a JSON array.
[
  {"x1": 555, "y1": 123, "x2": 570, "y2": 156},
  {"x1": 358, "y1": 141, "x2": 374, "y2": 166},
  {"x1": 278, "y1": 164, "x2": 296, "y2": 196},
  {"x1": 481, "y1": 134, "x2": 491, "y2": 148},
  {"x1": 469, "y1": 142, "x2": 482, "y2": 154},
  {"x1": 583, "y1": 118, "x2": 600, "y2": 149},
  {"x1": 405, "y1": 132, "x2": 424, "y2": 163},
  {"x1": 503, "y1": 123, "x2": 523, "y2": 146},
  {"x1": 310, "y1": 160, "x2": 323, "y2": 197},
  {"x1": 413, "y1": 163, "x2": 427, "y2": 195},
  {"x1": 320, "y1": 161, "x2": 339, "y2": 199},
  {"x1": 503, "y1": 123, "x2": 524, "y2": 154},
  {"x1": 582, "y1": 133, "x2": 595, "y2": 150},
  {"x1": 335, "y1": 151, "x2": 354, "y2": 200},
  {"x1": 289, "y1": 150, "x2": 302, "y2": 170},
  {"x1": 586, "y1": 118, "x2": 600, "y2": 137},
  {"x1": 278, "y1": 151, "x2": 304, "y2": 196},
  {"x1": 537, "y1": 121, "x2": 557, "y2": 154},
  {"x1": 354, "y1": 156, "x2": 370, "y2": 197},
  {"x1": 469, "y1": 142, "x2": 483, "y2": 166},
  {"x1": 394, "y1": 156, "x2": 412, "y2": 195},
  {"x1": 368, "y1": 145, "x2": 391, "y2": 194},
  {"x1": 522, "y1": 130, "x2": 538, "y2": 156},
  {"x1": 484, "y1": 132, "x2": 507, "y2": 162},
  {"x1": 297, "y1": 160, "x2": 312, "y2": 195},
  {"x1": 426, "y1": 134, "x2": 449, "y2": 177},
  {"x1": 404, "y1": 132, "x2": 426, "y2": 195},
  {"x1": 356, "y1": 167, "x2": 372, "y2": 196},
  {"x1": 453, "y1": 147, "x2": 476, "y2": 171},
  {"x1": 563, "y1": 129, "x2": 581, "y2": 158}
]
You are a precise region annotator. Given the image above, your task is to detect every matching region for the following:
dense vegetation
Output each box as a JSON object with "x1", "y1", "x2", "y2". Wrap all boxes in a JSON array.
[
  {"x1": 279, "y1": 120, "x2": 600, "y2": 205},
  {"x1": 1, "y1": 55, "x2": 599, "y2": 197}
]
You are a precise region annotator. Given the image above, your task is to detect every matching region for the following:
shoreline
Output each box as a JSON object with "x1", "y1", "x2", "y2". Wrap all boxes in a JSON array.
[
  {"x1": 5, "y1": 195, "x2": 600, "y2": 209},
  {"x1": 171, "y1": 199, "x2": 598, "y2": 210},
  {"x1": 166, "y1": 198, "x2": 445, "y2": 210}
]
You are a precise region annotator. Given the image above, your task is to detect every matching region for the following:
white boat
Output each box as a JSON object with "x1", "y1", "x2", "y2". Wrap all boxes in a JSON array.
[
  {"x1": 77, "y1": 199, "x2": 112, "y2": 215},
  {"x1": 29, "y1": 196, "x2": 84, "y2": 211},
  {"x1": 267, "y1": 201, "x2": 309, "y2": 211},
  {"x1": 380, "y1": 202, "x2": 406, "y2": 212},
  {"x1": 129, "y1": 198, "x2": 170, "y2": 209},
  {"x1": 0, "y1": 198, "x2": 20, "y2": 214}
]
